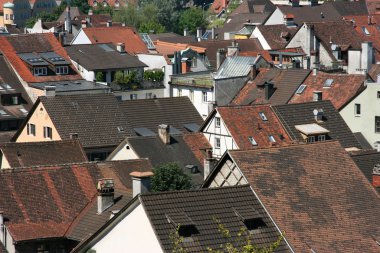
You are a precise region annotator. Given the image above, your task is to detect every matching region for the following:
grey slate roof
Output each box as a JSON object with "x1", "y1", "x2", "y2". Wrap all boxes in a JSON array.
[
  {"x1": 0, "y1": 140, "x2": 88, "y2": 168},
  {"x1": 140, "y1": 185, "x2": 290, "y2": 253},
  {"x1": 215, "y1": 56, "x2": 257, "y2": 79},
  {"x1": 30, "y1": 80, "x2": 111, "y2": 92},
  {"x1": 39, "y1": 93, "x2": 133, "y2": 148},
  {"x1": 119, "y1": 97, "x2": 203, "y2": 134},
  {"x1": 125, "y1": 134, "x2": 205, "y2": 186},
  {"x1": 65, "y1": 44, "x2": 147, "y2": 71},
  {"x1": 350, "y1": 150, "x2": 380, "y2": 184},
  {"x1": 272, "y1": 100, "x2": 362, "y2": 149}
]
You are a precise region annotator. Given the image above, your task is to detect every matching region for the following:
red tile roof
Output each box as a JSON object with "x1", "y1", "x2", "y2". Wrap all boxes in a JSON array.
[
  {"x1": 367, "y1": 0, "x2": 380, "y2": 15},
  {"x1": 227, "y1": 141, "x2": 380, "y2": 252},
  {"x1": 82, "y1": 26, "x2": 148, "y2": 55},
  {"x1": 344, "y1": 14, "x2": 380, "y2": 61},
  {"x1": 289, "y1": 71, "x2": 366, "y2": 110},
  {"x1": 182, "y1": 132, "x2": 212, "y2": 164},
  {"x1": 154, "y1": 40, "x2": 206, "y2": 57},
  {"x1": 0, "y1": 33, "x2": 82, "y2": 83},
  {"x1": 216, "y1": 105, "x2": 292, "y2": 149}
]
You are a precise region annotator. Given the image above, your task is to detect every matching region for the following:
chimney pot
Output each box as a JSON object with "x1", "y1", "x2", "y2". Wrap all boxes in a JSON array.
[
  {"x1": 45, "y1": 86, "x2": 56, "y2": 97},
  {"x1": 313, "y1": 91, "x2": 322, "y2": 101},
  {"x1": 130, "y1": 171, "x2": 153, "y2": 197},
  {"x1": 97, "y1": 178, "x2": 115, "y2": 214},
  {"x1": 158, "y1": 124, "x2": 170, "y2": 144},
  {"x1": 116, "y1": 43, "x2": 125, "y2": 53}
]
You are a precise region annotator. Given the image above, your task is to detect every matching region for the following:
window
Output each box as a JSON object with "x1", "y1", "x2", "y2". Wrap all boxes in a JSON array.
[
  {"x1": 5, "y1": 14, "x2": 8, "y2": 20},
  {"x1": 324, "y1": 79, "x2": 334, "y2": 88},
  {"x1": 376, "y1": 116, "x2": 380, "y2": 133},
  {"x1": 248, "y1": 136, "x2": 257, "y2": 146},
  {"x1": 259, "y1": 112, "x2": 267, "y2": 121},
  {"x1": 354, "y1": 103, "x2": 361, "y2": 116},
  {"x1": 202, "y1": 91, "x2": 207, "y2": 103},
  {"x1": 189, "y1": 90, "x2": 194, "y2": 102},
  {"x1": 318, "y1": 135, "x2": 325, "y2": 141},
  {"x1": 56, "y1": 66, "x2": 68, "y2": 75},
  {"x1": 268, "y1": 135, "x2": 276, "y2": 143},
  {"x1": 362, "y1": 26, "x2": 370, "y2": 35},
  {"x1": 296, "y1": 84, "x2": 307, "y2": 94},
  {"x1": 307, "y1": 136, "x2": 315, "y2": 143},
  {"x1": 377, "y1": 91, "x2": 380, "y2": 99},
  {"x1": 178, "y1": 89, "x2": 182, "y2": 97},
  {"x1": 10, "y1": 14, "x2": 14, "y2": 20},
  {"x1": 215, "y1": 117, "x2": 221, "y2": 128},
  {"x1": 27, "y1": 123, "x2": 36, "y2": 136},
  {"x1": 130, "y1": 94, "x2": 137, "y2": 100},
  {"x1": 33, "y1": 67, "x2": 47, "y2": 76},
  {"x1": 215, "y1": 137, "x2": 221, "y2": 149},
  {"x1": 44, "y1": 126, "x2": 52, "y2": 139},
  {"x1": 146, "y1": 93, "x2": 152, "y2": 99}
]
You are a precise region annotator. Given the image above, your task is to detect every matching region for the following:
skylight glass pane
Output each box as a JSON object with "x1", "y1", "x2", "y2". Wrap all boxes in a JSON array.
[
  {"x1": 248, "y1": 136, "x2": 257, "y2": 146},
  {"x1": 324, "y1": 79, "x2": 333, "y2": 87},
  {"x1": 296, "y1": 84, "x2": 306, "y2": 94},
  {"x1": 269, "y1": 135, "x2": 276, "y2": 143},
  {"x1": 259, "y1": 112, "x2": 267, "y2": 121}
]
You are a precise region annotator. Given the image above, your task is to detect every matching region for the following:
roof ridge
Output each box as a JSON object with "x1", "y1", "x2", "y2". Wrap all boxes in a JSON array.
[{"x1": 0, "y1": 161, "x2": 97, "y2": 173}]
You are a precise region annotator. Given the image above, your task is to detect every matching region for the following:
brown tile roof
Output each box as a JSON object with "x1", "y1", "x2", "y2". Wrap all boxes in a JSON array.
[
  {"x1": 73, "y1": 14, "x2": 112, "y2": 27},
  {"x1": 350, "y1": 149, "x2": 380, "y2": 187},
  {"x1": 216, "y1": 104, "x2": 292, "y2": 149},
  {"x1": 288, "y1": 71, "x2": 366, "y2": 110},
  {"x1": 81, "y1": 26, "x2": 149, "y2": 55},
  {"x1": 182, "y1": 132, "x2": 212, "y2": 164},
  {"x1": 0, "y1": 159, "x2": 152, "y2": 243},
  {"x1": 189, "y1": 39, "x2": 263, "y2": 69},
  {"x1": 0, "y1": 33, "x2": 82, "y2": 83},
  {"x1": 366, "y1": 0, "x2": 380, "y2": 15},
  {"x1": 0, "y1": 140, "x2": 88, "y2": 168},
  {"x1": 344, "y1": 14, "x2": 380, "y2": 61},
  {"x1": 231, "y1": 68, "x2": 311, "y2": 105},
  {"x1": 0, "y1": 131, "x2": 16, "y2": 143},
  {"x1": 369, "y1": 64, "x2": 380, "y2": 81},
  {"x1": 330, "y1": 0, "x2": 368, "y2": 16},
  {"x1": 256, "y1": 25, "x2": 297, "y2": 49},
  {"x1": 154, "y1": 41, "x2": 206, "y2": 57},
  {"x1": 227, "y1": 141, "x2": 380, "y2": 252}
]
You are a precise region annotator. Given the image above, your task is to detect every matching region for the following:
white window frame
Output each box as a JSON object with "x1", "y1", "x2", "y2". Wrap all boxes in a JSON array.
[
  {"x1": 202, "y1": 91, "x2": 208, "y2": 103},
  {"x1": 248, "y1": 136, "x2": 257, "y2": 146},
  {"x1": 215, "y1": 137, "x2": 221, "y2": 149},
  {"x1": 27, "y1": 123, "x2": 36, "y2": 136},
  {"x1": 259, "y1": 112, "x2": 268, "y2": 121},
  {"x1": 215, "y1": 117, "x2": 221, "y2": 128},
  {"x1": 318, "y1": 135, "x2": 325, "y2": 141},
  {"x1": 56, "y1": 66, "x2": 69, "y2": 75},
  {"x1": 43, "y1": 126, "x2": 52, "y2": 139},
  {"x1": 33, "y1": 67, "x2": 47, "y2": 76},
  {"x1": 307, "y1": 136, "x2": 315, "y2": 143},
  {"x1": 130, "y1": 94, "x2": 138, "y2": 100}
]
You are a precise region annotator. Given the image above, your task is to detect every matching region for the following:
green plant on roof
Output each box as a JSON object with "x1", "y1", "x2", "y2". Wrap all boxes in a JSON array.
[{"x1": 151, "y1": 162, "x2": 192, "y2": 192}]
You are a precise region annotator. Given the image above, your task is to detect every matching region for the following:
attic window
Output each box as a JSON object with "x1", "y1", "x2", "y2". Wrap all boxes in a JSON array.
[
  {"x1": 361, "y1": 27, "x2": 370, "y2": 35},
  {"x1": 166, "y1": 212, "x2": 198, "y2": 238},
  {"x1": 268, "y1": 135, "x2": 276, "y2": 143},
  {"x1": 296, "y1": 84, "x2": 307, "y2": 94},
  {"x1": 259, "y1": 112, "x2": 267, "y2": 121},
  {"x1": 233, "y1": 206, "x2": 266, "y2": 232},
  {"x1": 323, "y1": 79, "x2": 333, "y2": 88},
  {"x1": 248, "y1": 136, "x2": 257, "y2": 146}
]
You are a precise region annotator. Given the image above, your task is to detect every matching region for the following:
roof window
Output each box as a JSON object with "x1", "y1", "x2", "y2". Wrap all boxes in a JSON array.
[
  {"x1": 268, "y1": 135, "x2": 276, "y2": 143},
  {"x1": 296, "y1": 84, "x2": 307, "y2": 94},
  {"x1": 361, "y1": 26, "x2": 370, "y2": 35},
  {"x1": 259, "y1": 112, "x2": 267, "y2": 121},
  {"x1": 248, "y1": 136, "x2": 257, "y2": 146},
  {"x1": 0, "y1": 110, "x2": 9, "y2": 116},
  {"x1": 233, "y1": 206, "x2": 266, "y2": 232},
  {"x1": 166, "y1": 211, "x2": 198, "y2": 238},
  {"x1": 323, "y1": 79, "x2": 333, "y2": 88}
]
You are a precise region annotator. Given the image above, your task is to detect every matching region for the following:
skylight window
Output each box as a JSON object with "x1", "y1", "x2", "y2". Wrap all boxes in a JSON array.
[
  {"x1": 268, "y1": 135, "x2": 276, "y2": 143},
  {"x1": 324, "y1": 79, "x2": 333, "y2": 88},
  {"x1": 259, "y1": 112, "x2": 267, "y2": 121},
  {"x1": 296, "y1": 84, "x2": 307, "y2": 94},
  {"x1": 248, "y1": 136, "x2": 257, "y2": 146},
  {"x1": 361, "y1": 27, "x2": 370, "y2": 35},
  {"x1": 3, "y1": 84, "x2": 12, "y2": 90},
  {"x1": 19, "y1": 108, "x2": 28, "y2": 114}
]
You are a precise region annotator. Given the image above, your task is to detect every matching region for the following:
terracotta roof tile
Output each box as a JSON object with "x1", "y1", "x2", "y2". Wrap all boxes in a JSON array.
[
  {"x1": 228, "y1": 141, "x2": 380, "y2": 252},
  {"x1": 182, "y1": 132, "x2": 212, "y2": 164},
  {"x1": 154, "y1": 41, "x2": 206, "y2": 57},
  {"x1": 367, "y1": 0, "x2": 380, "y2": 15},
  {"x1": 289, "y1": 71, "x2": 366, "y2": 110},
  {"x1": 0, "y1": 34, "x2": 82, "y2": 83},
  {"x1": 217, "y1": 104, "x2": 292, "y2": 149},
  {"x1": 256, "y1": 25, "x2": 297, "y2": 50},
  {"x1": 82, "y1": 26, "x2": 148, "y2": 55}
]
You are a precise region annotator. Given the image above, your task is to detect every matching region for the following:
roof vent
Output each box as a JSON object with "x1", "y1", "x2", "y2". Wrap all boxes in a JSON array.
[{"x1": 313, "y1": 109, "x2": 324, "y2": 122}]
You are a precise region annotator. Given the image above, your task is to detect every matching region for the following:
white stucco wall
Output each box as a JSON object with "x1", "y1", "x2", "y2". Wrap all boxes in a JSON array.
[
  {"x1": 348, "y1": 50, "x2": 362, "y2": 74},
  {"x1": 264, "y1": 8, "x2": 284, "y2": 25},
  {"x1": 251, "y1": 28, "x2": 271, "y2": 50},
  {"x1": 70, "y1": 59, "x2": 95, "y2": 81},
  {"x1": 1, "y1": 154, "x2": 10, "y2": 169},
  {"x1": 202, "y1": 111, "x2": 238, "y2": 157},
  {"x1": 137, "y1": 54, "x2": 173, "y2": 97},
  {"x1": 91, "y1": 203, "x2": 163, "y2": 253},
  {"x1": 71, "y1": 29, "x2": 92, "y2": 45},
  {"x1": 114, "y1": 88, "x2": 165, "y2": 101},
  {"x1": 171, "y1": 86, "x2": 213, "y2": 119},
  {"x1": 109, "y1": 141, "x2": 139, "y2": 161},
  {"x1": 340, "y1": 83, "x2": 380, "y2": 148}
]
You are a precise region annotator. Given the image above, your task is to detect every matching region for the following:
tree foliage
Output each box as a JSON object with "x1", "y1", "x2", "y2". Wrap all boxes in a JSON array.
[
  {"x1": 25, "y1": 1, "x2": 67, "y2": 28},
  {"x1": 179, "y1": 7, "x2": 208, "y2": 34},
  {"x1": 151, "y1": 163, "x2": 192, "y2": 192},
  {"x1": 143, "y1": 69, "x2": 164, "y2": 82}
]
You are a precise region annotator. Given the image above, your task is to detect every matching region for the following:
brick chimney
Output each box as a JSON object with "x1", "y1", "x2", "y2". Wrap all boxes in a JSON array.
[
  {"x1": 97, "y1": 178, "x2": 115, "y2": 214},
  {"x1": 204, "y1": 150, "x2": 217, "y2": 180},
  {"x1": 158, "y1": 124, "x2": 170, "y2": 144},
  {"x1": 130, "y1": 171, "x2": 154, "y2": 197},
  {"x1": 373, "y1": 164, "x2": 380, "y2": 188}
]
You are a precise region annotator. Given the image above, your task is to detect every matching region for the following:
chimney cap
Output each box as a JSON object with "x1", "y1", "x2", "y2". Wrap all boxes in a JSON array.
[
  {"x1": 97, "y1": 178, "x2": 114, "y2": 193},
  {"x1": 130, "y1": 171, "x2": 154, "y2": 178}
]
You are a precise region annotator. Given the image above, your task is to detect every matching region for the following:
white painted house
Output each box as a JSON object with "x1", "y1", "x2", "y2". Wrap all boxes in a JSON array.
[{"x1": 340, "y1": 78, "x2": 380, "y2": 150}]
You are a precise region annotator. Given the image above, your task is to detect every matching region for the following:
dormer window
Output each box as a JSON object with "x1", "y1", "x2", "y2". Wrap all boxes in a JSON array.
[
  {"x1": 295, "y1": 123, "x2": 330, "y2": 143},
  {"x1": 259, "y1": 112, "x2": 267, "y2": 121},
  {"x1": 233, "y1": 206, "x2": 266, "y2": 233},
  {"x1": 166, "y1": 211, "x2": 198, "y2": 238},
  {"x1": 34, "y1": 67, "x2": 47, "y2": 76},
  {"x1": 56, "y1": 66, "x2": 68, "y2": 75}
]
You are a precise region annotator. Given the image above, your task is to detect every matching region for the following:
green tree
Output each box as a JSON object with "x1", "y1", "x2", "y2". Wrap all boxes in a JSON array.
[
  {"x1": 113, "y1": 5, "x2": 139, "y2": 27},
  {"x1": 179, "y1": 7, "x2": 208, "y2": 34},
  {"x1": 70, "y1": 0, "x2": 90, "y2": 14},
  {"x1": 25, "y1": 1, "x2": 67, "y2": 28},
  {"x1": 151, "y1": 163, "x2": 192, "y2": 192},
  {"x1": 96, "y1": 72, "x2": 105, "y2": 82}
]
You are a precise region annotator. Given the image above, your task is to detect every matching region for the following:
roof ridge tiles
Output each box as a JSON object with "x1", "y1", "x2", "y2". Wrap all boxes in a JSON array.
[{"x1": 0, "y1": 161, "x2": 97, "y2": 173}]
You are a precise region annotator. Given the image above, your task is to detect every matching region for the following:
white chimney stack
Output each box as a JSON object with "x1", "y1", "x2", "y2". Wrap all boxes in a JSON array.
[
  {"x1": 130, "y1": 171, "x2": 154, "y2": 197},
  {"x1": 313, "y1": 91, "x2": 322, "y2": 102},
  {"x1": 97, "y1": 178, "x2": 115, "y2": 214},
  {"x1": 158, "y1": 124, "x2": 170, "y2": 145},
  {"x1": 204, "y1": 150, "x2": 217, "y2": 180},
  {"x1": 116, "y1": 43, "x2": 125, "y2": 53},
  {"x1": 45, "y1": 86, "x2": 56, "y2": 97}
]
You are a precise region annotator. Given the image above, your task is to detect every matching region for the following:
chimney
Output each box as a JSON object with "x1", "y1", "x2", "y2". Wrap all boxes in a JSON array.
[
  {"x1": 81, "y1": 19, "x2": 87, "y2": 28},
  {"x1": 216, "y1": 48, "x2": 226, "y2": 69},
  {"x1": 97, "y1": 178, "x2": 115, "y2": 214},
  {"x1": 290, "y1": 0, "x2": 299, "y2": 7},
  {"x1": 181, "y1": 59, "x2": 190, "y2": 73},
  {"x1": 106, "y1": 20, "x2": 112, "y2": 27},
  {"x1": 313, "y1": 108, "x2": 324, "y2": 121},
  {"x1": 208, "y1": 101, "x2": 216, "y2": 114},
  {"x1": 373, "y1": 164, "x2": 380, "y2": 188},
  {"x1": 227, "y1": 41, "x2": 239, "y2": 56},
  {"x1": 249, "y1": 65, "x2": 257, "y2": 80},
  {"x1": 45, "y1": 86, "x2": 56, "y2": 97},
  {"x1": 361, "y1": 42, "x2": 373, "y2": 73},
  {"x1": 183, "y1": 28, "x2": 188, "y2": 36},
  {"x1": 116, "y1": 43, "x2": 125, "y2": 53},
  {"x1": 64, "y1": 6, "x2": 71, "y2": 33},
  {"x1": 58, "y1": 32, "x2": 66, "y2": 46},
  {"x1": 88, "y1": 9, "x2": 93, "y2": 15},
  {"x1": 204, "y1": 150, "x2": 217, "y2": 180},
  {"x1": 211, "y1": 27, "x2": 215, "y2": 40},
  {"x1": 158, "y1": 124, "x2": 170, "y2": 144},
  {"x1": 313, "y1": 91, "x2": 322, "y2": 101},
  {"x1": 130, "y1": 171, "x2": 153, "y2": 197},
  {"x1": 265, "y1": 82, "x2": 274, "y2": 100},
  {"x1": 196, "y1": 27, "x2": 202, "y2": 41},
  {"x1": 313, "y1": 67, "x2": 318, "y2": 76},
  {"x1": 305, "y1": 24, "x2": 314, "y2": 58}
]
